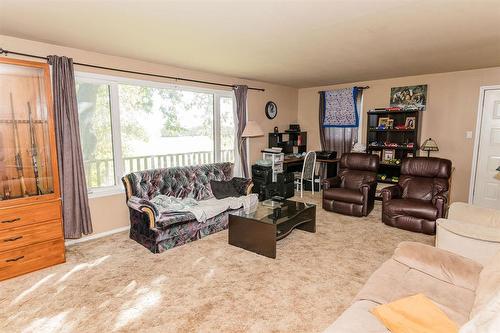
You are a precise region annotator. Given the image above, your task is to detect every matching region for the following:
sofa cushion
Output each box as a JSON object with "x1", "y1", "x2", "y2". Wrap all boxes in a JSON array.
[
  {"x1": 470, "y1": 251, "x2": 500, "y2": 318},
  {"x1": 323, "y1": 188, "x2": 364, "y2": 204},
  {"x1": 156, "y1": 211, "x2": 196, "y2": 229},
  {"x1": 384, "y1": 198, "x2": 438, "y2": 221},
  {"x1": 322, "y1": 300, "x2": 389, "y2": 333},
  {"x1": 461, "y1": 291, "x2": 500, "y2": 332}
]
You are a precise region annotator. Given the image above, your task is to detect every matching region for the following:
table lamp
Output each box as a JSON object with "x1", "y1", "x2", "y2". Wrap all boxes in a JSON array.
[{"x1": 421, "y1": 138, "x2": 439, "y2": 157}]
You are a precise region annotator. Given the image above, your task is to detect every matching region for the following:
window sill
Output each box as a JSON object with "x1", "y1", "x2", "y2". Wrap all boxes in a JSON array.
[{"x1": 87, "y1": 187, "x2": 124, "y2": 199}]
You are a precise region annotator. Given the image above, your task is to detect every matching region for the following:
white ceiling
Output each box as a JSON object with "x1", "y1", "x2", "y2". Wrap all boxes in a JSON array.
[{"x1": 1, "y1": 0, "x2": 499, "y2": 88}]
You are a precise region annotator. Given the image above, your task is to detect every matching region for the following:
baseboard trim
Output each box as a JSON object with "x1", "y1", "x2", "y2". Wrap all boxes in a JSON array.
[{"x1": 65, "y1": 226, "x2": 130, "y2": 246}]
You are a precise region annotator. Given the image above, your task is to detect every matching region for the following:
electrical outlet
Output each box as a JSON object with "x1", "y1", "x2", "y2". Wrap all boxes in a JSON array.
[{"x1": 465, "y1": 131, "x2": 473, "y2": 139}]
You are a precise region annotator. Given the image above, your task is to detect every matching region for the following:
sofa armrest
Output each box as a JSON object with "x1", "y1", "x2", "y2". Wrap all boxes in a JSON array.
[
  {"x1": 380, "y1": 185, "x2": 402, "y2": 202},
  {"x1": 323, "y1": 176, "x2": 341, "y2": 190},
  {"x1": 448, "y1": 202, "x2": 500, "y2": 228},
  {"x1": 127, "y1": 196, "x2": 159, "y2": 229},
  {"x1": 231, "y1": 177, "x2": 254, "y2": 195},
  {"x1": 393, "y1": 241, "x2": 483, "y2": 291}
]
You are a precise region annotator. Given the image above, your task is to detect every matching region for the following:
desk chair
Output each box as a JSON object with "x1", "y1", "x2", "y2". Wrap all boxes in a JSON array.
[{"x1": 294, "y1": 151, "x2": 316, "y2": 197}]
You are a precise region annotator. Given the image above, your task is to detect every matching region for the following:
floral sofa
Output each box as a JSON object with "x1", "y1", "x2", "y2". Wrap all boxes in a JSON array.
[{"x1": 122, "y1": 162, "x2": 252, "y2": 253}]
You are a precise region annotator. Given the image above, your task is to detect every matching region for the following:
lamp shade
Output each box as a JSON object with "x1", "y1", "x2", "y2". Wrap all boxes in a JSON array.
[
  {"x1": 242, "y1": 120, "x2": 264, "y2": 138},
  {"x1": 421, "y1": 138, "x2": 439, "y2": 152}
]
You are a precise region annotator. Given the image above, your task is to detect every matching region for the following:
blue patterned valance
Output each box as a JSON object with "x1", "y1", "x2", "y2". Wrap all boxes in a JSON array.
[{"x1": 322, "y1": 87, "x2": 359, "y2": 128}]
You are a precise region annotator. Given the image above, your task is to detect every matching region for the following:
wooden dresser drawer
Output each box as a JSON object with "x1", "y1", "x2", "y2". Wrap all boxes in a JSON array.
[
  {"x1": 0, "y1": 220, "x2": 63, "y2": 253},
  {"x1": 0, "y1": 201, "x2": 61, "y2": 231},
  {"x1": 0, "y1": 239, "x2": 65, "y2": 281}
]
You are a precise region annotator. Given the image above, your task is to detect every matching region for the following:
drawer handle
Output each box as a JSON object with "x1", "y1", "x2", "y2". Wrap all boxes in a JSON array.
[
  {"x1": 3, "y1": 236, "x2": 23, "y2": 242},
  {"x1": 1, "y1": 217, "x2": 21, "y2": 224},
  {"x1": 6, "y1": 256, "x2": 24, "y2": 262}
]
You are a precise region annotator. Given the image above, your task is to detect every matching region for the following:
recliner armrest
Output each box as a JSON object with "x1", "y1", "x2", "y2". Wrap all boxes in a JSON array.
[
  {"x1": 393, "y1": 241, "x2": 482, "y2": 291},
  {"x1": 323, "y1": 176, "x2": 341, "y2": 190},
  {"x1": 359, "y1": 180, "x2": 377, "y2": 193},
  {"x1": 380, "y1": 185, "x2": 402, "y2": 201},
  {"x1": 432, "y1": 190, "x2": 449, "y2": 218},
  {"x1": 432, "y1": 190, "x2": 448, "y2": 205}
]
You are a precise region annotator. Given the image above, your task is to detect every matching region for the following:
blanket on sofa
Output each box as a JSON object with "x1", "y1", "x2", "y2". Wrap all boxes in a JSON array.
[{"x1": 150, "y1": 194, "x2": 258, "y2": 223}]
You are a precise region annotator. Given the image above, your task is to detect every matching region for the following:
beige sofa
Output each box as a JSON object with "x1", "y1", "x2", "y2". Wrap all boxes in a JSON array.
[
  {"x1": 323, "y1": 242, "x2": 500, "y2": 332},
  {"x1": 436, "y1": 202, "x2": 500, "y2": 265}
]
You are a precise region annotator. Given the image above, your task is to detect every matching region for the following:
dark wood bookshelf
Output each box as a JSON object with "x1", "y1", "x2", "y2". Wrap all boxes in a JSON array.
[
  {"x1": 366, "y1": 109, "x2": 422, "y2": 199},
  {"x1": 268, "y1": 131, "x2": 307, "y2": 154}
]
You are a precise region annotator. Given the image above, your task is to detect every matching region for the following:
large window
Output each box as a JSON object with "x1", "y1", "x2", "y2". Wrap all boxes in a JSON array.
[{"x1": 76, "y1": 73, "x2": 236, "y2": 194}]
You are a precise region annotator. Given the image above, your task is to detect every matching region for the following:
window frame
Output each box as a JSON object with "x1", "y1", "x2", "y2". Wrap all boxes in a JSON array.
[{"x1": 75, "y1": 71, "x2": 236, "y2": 198}]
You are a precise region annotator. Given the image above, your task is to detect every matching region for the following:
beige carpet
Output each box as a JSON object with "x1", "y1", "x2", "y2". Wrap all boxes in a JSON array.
[{"x1": 0, "y1": 194, "x2": 433, "y2": 333}]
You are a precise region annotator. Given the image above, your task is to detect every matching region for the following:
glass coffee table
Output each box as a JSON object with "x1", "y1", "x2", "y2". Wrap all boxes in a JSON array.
[{"x1": 228, "y1": 200, "x2": 316, "y2": 259}]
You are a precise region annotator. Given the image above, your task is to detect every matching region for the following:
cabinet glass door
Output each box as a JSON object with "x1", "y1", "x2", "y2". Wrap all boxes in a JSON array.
[{"x1": 0, "y1": 61, "x2": 55, "y2": 200}]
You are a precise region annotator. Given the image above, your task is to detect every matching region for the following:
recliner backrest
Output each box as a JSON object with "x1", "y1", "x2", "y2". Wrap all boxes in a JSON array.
[
  {"x1": 338, "y1": 153, "x2": 379, "y2": 190},
  {"x1": 399, "y1": 157, "x2": 452, "y2": 201}
]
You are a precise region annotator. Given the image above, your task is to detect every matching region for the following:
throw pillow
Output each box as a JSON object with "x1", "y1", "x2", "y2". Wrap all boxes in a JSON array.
[
  {"x1": 210, "y1": 180, "x2": 240, "y2": 199},
  {"x1": 371, "y1": 293, "x2": 459, "y2": 333}
]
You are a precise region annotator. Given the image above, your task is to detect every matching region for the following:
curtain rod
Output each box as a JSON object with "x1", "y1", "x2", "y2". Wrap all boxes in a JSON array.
[
  {"x1": 318, "y1": 86, "x2": 369, "y2": 93},
  {"x1": 0, "y1": 48, "x2": 265, "y2": 92}
]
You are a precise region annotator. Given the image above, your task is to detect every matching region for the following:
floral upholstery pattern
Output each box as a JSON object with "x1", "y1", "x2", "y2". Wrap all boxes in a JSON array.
[
  {"x1": 125, "y1": 162, "x2": 233, "y2": 201},
  {"x1": 128, "y1": 207, "x2": 243, "y2": 253},
  {"x1": 122, "y1": 163, "x2": 252, "y2": 253}
]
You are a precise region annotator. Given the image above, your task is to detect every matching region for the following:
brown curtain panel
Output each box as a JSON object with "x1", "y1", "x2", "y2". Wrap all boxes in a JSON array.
[
  {"x1": 233, "y1": 85, "x2": 249, "y2": 178},
  {"x1": 318, "y1": 91, "x2": 362, "y2": 179},
  {"x1": 48, "y1": 55, "x2": 93, "y2": 238}
]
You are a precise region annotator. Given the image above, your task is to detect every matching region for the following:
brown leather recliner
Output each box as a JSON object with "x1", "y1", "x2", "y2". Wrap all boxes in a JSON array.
[
  {"x1": 381, "y1": 157, "x2": 452, "y2": 235},
  {"x1": 322, "y1": 153, "x2": 379, "y2": 217}
]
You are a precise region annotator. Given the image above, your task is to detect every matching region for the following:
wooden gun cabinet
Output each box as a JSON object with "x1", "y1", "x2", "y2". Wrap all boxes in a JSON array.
[{"x1": 0, "y1": 57, "x2": 65, "y2": 281}]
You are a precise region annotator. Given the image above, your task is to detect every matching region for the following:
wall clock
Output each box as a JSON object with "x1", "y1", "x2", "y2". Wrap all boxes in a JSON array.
[{"x1": 265, "y1": 101, "x2": 278, "y2": 119}]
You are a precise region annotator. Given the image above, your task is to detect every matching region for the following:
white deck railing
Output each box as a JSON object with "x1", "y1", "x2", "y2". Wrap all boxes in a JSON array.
[{"x1": 84, "y1": 149, "x2": 234, "y2": 188}]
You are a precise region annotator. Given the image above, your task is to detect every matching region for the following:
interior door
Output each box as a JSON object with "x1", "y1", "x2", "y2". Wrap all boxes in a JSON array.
[{"x1": 472, "y1": 88, "x2": 500, "y2": 209}]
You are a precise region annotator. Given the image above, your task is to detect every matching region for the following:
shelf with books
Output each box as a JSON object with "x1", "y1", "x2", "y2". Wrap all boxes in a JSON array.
[
  {"x1": 367, "y1": 108, "x2": 421, "y2": 188},
  {"x1": 368, "y1": 145, "x2": 417, "y2": 151},
  {"x1": 368, "y1": 128, "x2": 416, "y2": 132}
]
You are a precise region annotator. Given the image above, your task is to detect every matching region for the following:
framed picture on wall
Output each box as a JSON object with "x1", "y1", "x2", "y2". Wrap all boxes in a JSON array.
[
  {"x1": 383, "y1": 149, "x2": 395, "y2": 162},
  {"x1": 390, "y1": 84, "x2": 427, "y2": 111}
]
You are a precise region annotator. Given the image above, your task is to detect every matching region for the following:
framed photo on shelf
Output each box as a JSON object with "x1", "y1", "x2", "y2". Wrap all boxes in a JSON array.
[
  {"x1": 372, "y1": 150, "x2": 382, "y2": 160},
  {"x1": 378, "y1": 117, "x2": 390, "y2": 127},
  {"x1": 383, "y1": 149, "x2": 395, "y2": 162},
  {"x1": 405, "y1": 116, "x2": 416, "y2": 129},
  {"x1": 407, "y1": 152, "x2": 414, "y2": 158},
  {"x1": 386, "y1": 119, "x2": 394, "y2": 129}
]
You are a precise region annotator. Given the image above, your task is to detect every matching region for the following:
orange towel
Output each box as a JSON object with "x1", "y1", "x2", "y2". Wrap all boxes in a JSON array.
[{"x1": 371, "y1": 294, "x2": 459, "y2": 333}]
